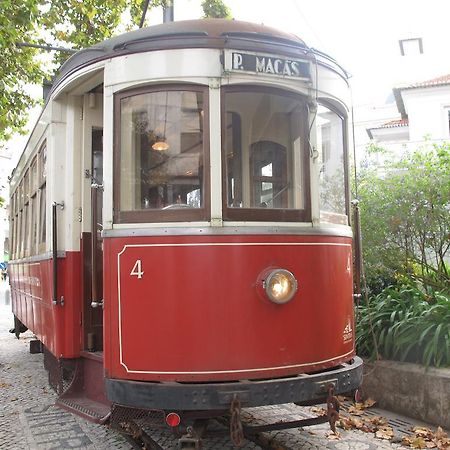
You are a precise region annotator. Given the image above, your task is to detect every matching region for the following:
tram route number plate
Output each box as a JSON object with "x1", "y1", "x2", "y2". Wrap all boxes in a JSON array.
[{"x1": 223, "y1": 49, "x2": 310, "y2": 80}]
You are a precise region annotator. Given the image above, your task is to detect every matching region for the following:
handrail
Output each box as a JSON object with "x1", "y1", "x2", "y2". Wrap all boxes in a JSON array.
[
  {"x1": 52, "y1": 201, "x2": 65, "y2": 306},
  {"x1": 90, "y1": 183, "x2": 104, "y2": 308},
  {"x1": 352, "y1": 200, "x2": 363, "y2": 300}
]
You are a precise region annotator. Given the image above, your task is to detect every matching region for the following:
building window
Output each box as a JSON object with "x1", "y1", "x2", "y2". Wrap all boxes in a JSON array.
[
  {"x1": 448, "y1": 110, "x2": 450, "y2": 136},
  {"x1": 399, "y1": 38, "x2": 423, "y2": 56}
]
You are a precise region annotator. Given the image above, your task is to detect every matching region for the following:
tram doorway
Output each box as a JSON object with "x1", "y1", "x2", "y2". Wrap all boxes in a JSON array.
[{"x1": 82, "y1": 127, "x2": 104, "y2": 353}]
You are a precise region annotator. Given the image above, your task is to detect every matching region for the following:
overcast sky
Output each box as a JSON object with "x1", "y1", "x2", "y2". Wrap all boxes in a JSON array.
[{"x1": 166, "y1": 0, "x2": 450, "y2": 103}]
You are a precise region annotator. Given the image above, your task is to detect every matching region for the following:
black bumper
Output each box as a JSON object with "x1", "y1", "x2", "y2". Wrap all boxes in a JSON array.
[{"x1": 106, "y1": 357, "x2": 363, "y2": 411}]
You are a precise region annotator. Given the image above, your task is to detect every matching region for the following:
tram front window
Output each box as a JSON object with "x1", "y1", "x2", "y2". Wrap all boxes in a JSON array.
[
  {"x1": 223, "y1": 88, "x2": 310, "y2": 222},
  {"x1": 116, "y1": 86, "x2": 208, "y2": 222},
  {"x1": 316, "y1": 104, "x2": 348, "y2": 225}
]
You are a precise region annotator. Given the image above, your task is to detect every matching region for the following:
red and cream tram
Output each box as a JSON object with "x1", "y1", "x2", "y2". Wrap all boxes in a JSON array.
[{"x1": 9, "y1": 18, "x2": 362, "y2": 442}]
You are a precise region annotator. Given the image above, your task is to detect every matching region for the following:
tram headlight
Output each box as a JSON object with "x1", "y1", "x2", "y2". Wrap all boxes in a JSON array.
[{"x1": 262, "y1": 269, "x2": 298, "y2": 304}]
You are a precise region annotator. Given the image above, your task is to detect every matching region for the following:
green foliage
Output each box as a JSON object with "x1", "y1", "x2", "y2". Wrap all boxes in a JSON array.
[
  {"x1": 42, "y1": 0, "x2": 132, "y2": 66},
  {"x1": 356, "y1": 285, "x2": 450, "y2": 367},
  {"x1": 201, "y1": 0, "x2": 232, "y2": 18},
  {"x1": 365, "y1": 142, "x2": 388, "y2": 155},
  {"x1": 0, "y1": 0, "x2": 46, "y2": 141},
  {"x1": 357, "y1": 142, "x2": 450, "y2": 294},
  {"x1": 2, "y1": 0, "x2": 232, "y2": 138}
]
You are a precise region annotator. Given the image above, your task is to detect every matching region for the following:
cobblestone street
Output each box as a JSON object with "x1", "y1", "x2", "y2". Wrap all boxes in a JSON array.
[{"x1": 0, "y1": 281, "x2": 434, "y2": 449}]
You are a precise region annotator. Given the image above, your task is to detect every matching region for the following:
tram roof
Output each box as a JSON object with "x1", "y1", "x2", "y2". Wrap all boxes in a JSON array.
[{"x1": 52, "y1": 19, "x2": 314, "y2": 92}]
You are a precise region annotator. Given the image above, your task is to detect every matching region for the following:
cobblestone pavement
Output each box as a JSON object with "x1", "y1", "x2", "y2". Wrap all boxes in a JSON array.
[{"x1": 0, "y1": 282, "x2": 426, "y2": 449}]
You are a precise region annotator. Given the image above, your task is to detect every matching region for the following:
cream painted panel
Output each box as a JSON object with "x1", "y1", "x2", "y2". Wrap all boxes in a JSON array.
[{"x1": 105, "y1": 49, "x2": 222, "y2": 89}]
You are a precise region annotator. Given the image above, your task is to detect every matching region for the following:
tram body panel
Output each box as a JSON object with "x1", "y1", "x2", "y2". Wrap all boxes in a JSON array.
[
  {"x1": 9, "y1": 254, "x2": 82, "y2": 358},
  {"x1": 104, "y1": 234, "x2": 354, "y2": 382}
]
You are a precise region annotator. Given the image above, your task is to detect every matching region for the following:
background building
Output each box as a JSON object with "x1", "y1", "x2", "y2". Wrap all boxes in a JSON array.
[{"x1": 353, "y1": 36, "x2": 450, "y2": 169}]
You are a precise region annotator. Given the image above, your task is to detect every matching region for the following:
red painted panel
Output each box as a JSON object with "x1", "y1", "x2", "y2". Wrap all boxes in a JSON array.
[
  {"x1": 9, "y1": 252, "x2": 82, "y2": 359},
  {"x1": 104, "y1": 234, "x2": 355, "y2": 382}
]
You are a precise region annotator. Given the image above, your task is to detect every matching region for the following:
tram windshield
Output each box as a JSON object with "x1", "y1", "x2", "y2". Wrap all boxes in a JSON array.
[
  {"x1": 223, "y1": 87, "x2": 310, "y2": 222},
  {"x1": 116, "y1": 86, "x2": 207, "y2": 222}
]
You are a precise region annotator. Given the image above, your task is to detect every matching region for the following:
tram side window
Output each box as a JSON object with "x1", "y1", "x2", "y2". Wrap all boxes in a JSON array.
[
  {"x1": 30, "y1": 157, "x2": 38, "y2": 254},
  {"x1": 223, "y1": 88, "x2": 310, "y2": 221},
  {"x1": 23, "y1": 170, "x2": 31, "y2": 256},
  {"x1": 38, "y1": 145, "x2": 47, "y2": 251},
  {"x1": 13, "y1": 192, "x2": 19, "y2": 259},
  {"x1": 316, "y1": 105, "x2": 348, "y2": 225},
  {"x1": 9, "y1": 144, "x2": 46, "y2": 260},
  {"x1": 117, "y1": 87, "x2": 208, "y2": 222}
]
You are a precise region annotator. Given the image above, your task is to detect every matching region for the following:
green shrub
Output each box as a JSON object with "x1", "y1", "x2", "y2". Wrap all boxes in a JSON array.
[
  {"x1": 356, "y1": 285, "x2": 450, "y2": 367},
  {"x1": 356, "y1": 143, "x2": 450, "y2": 295}
]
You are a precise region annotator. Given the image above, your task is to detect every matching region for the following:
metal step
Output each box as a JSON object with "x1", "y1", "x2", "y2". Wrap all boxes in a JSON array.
[{"x1": 56, "y1": 396, "x2": 110, "y2": 424}]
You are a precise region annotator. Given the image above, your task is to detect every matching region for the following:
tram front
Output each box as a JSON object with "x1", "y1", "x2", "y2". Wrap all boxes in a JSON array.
[{"x1": 100, "y1": 19, "x2": 362, "y2": 416}]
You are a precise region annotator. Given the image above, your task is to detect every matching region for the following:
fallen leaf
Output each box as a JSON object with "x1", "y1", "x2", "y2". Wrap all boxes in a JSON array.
[
  {"x1": 363, "y1": 398, "x2": 377, "y2": 408},
  {"x1": 370, "y1": 416, "x2": 388, "y2": 426},
  {"x1": 435, "y1": 427, "x2": 448, "y2": 440},
  {"x1": 347, "y1": 405, "x2": 365, "y2": 416},
  {"x1": 410, "y1": 437, "x2": 427, "y2": 449},
  {"x1": 327, "y1": 431, "x2": 341, "y2": 440},
  {"x1": 414, "y1": 427, "x2": 433, "y2": 437},
  {"x1": 375, "y1": 426, "x2": 394, "y2": 440},
  {"x1": 311, "y1": 406, "x2": 327, "y2": 416}
]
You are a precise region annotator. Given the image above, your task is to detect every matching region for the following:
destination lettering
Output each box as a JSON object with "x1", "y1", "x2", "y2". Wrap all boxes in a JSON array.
[{"x1": 226, "y1": 51, "x2": 310, "y2": 79}]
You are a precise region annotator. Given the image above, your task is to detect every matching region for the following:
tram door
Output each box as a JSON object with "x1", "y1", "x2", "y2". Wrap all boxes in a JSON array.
[{"x1": 84, "y1": 128, "x2": 103, "y2": 352}]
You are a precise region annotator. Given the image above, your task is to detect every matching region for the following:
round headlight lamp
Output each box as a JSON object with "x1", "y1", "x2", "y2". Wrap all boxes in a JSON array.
[{"x1": 262, "y1": 269, "x2": 298, "y2": 304}]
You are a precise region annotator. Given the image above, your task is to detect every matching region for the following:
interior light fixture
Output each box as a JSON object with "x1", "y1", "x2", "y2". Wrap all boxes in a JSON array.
[
  {"x1": 152, "y1": 139, "x2": 169, "y2": 151},
  {"x1": 151, "y1": 91, "x2": 169, "y2": 151}
]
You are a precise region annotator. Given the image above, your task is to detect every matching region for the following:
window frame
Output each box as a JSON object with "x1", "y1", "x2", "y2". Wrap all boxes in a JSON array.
[
  {"x1": 37, "y1": 142, "x2": 47, "y2": 253},
  {"x1": 113, "y1": 84, "x2": 210, "y2": 224},
  {"x1": 317, "y1": 99, "x2": 350, "y2": 223},
  {"x1": 221, "y1": 85, "x2": 311, "y2": 222}
]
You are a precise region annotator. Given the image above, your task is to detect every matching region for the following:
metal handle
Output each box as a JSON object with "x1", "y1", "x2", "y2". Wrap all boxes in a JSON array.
[
  {"x1": 91, "y1": 183, "x2": 103, "y2": 191},
  {"x1": 91, "y1": 300, "x2": 104, "y2": 309},
  {"x1": 52, "y1": 202, "x2": 64, "y2": 307}
]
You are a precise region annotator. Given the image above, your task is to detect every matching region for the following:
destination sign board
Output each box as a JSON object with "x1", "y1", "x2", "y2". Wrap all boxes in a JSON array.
[{"x1": 224, "y1": 50, "x2": 310, "y2": 80}]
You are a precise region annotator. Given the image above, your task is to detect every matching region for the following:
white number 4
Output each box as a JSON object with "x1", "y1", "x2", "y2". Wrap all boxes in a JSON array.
[{"x1": 130, "y1": 259, "x2": 144, "y2": 279}]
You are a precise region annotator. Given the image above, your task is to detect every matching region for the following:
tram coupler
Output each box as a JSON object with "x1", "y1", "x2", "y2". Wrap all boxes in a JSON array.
[
  {"x1": 326, "y1": 384, "x2": 340, "y2": 433},
  {"x1": 178, "y1": 419, "x2": 208, "y2": 449},
  {"x1": 229, "y1": 395, "x2": 244, "y2": 447}
]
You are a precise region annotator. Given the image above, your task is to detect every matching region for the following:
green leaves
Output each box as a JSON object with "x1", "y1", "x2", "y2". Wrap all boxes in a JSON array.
[
  {"x1": 1, "y1": 0, "x2": 233, "y2": 142},
  {"x1": 201, "y1": 0, "x2": 232, "y2": 18},
  {"x1": 356, "y1": 285, "x2": 450, "y2": 367},
  {"x1": 357, "y1": 143, "x2": 450, "y2": 294},
  {"x1": 0, "y1": 0, "x2": 46, "y2": 141}
]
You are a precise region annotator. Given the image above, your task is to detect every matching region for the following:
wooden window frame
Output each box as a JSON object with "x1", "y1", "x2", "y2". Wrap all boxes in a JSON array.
[
  {"x1": 221, "y1": 85, "x2": 311, "y2": 223},
  {"x1": 317, "y1": 99, "x2": 350, "y2": 223},
  {"x1": 114, "y1": 84, "x2": 210, "y2": 224},
  {"x1": 37, "y1": 142, "x2": 47, "y2": 254}
]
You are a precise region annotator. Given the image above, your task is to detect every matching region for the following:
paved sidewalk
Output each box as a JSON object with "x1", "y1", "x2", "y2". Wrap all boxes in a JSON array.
[{"x1": 0, "y1": 281, "x2": 430, "y2": 449}]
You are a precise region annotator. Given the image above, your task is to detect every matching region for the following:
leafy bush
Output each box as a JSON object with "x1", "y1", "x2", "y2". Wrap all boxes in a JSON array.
[
  {"x1": 356, "y1": 285, "x2": 450, "y2": 367},
  {"x1": 357, "y1": 143, "x2": 450, "y2": 295}
]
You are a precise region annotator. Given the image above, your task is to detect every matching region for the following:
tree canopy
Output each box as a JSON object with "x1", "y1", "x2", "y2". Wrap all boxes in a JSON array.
[
  {"x1": 201, "y1": 0, "x2": 232, "y2": 19},
  {"x1": 0, "y1": 0, "x2": 45, "y2": 141},
  {"x1": 0, "y1": 0, "x2": 231, "y2": 143}
]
